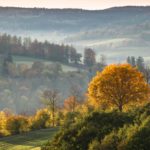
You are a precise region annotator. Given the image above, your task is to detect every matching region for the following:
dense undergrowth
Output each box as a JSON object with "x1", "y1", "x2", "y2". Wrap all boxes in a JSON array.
[{"x1": 42, "y1": 103, "x2": 150, "y2": 150}]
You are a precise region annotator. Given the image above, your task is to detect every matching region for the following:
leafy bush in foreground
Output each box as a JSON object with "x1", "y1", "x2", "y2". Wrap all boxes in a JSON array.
[
  {"x1": 42, "y1": 111, "x2": 133, "y2": 150},
  {"x1": 88, "y1": 103, "x2": 150, "y2": 150},
  {"x1": 42, "y1": 103, "x2": 150, "y2": 150},
  {"x1": 96, "y1": 116, "x2": 150, "y2": 150}
]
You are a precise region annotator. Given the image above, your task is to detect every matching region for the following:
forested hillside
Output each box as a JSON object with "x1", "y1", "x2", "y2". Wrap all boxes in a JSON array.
[{"x1": 0, "y1": 6, "x2": 150, "y2": 62}]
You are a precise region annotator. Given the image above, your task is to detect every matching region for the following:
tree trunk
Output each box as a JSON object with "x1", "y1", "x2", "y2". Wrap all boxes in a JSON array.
[
  {"x1": 119, "y1": 104, "x2": 123, "y2": 112},
  {"x1": 52, "y1": 102, "x2": 55, "y2": 127}
]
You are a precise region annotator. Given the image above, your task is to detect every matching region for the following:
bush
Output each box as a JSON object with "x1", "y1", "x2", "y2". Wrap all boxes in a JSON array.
[
  {"x1": 88, "y1": 139, "x2": 101, "y2": 150},
  {"x1": 121, "y1": 117, "x2": 150, "y2": 150},
  {"x1": 132, "y1": 102, "x2": 150, "y2": 124},
  {"x1": 42, "y1": 111, "x2": 133, "y2": 150},
  {"x1": 5, "y1": 115, "x2": 29, "y2": 135},
  {"x1": 95, "y1": 114, "x2": 150, "y2": 150},
  {"x1": 0, "y1": 108, "x2": 53, "y2": 137},
  {"x1": 99, "y1": 131, "x2": 119, "y2": 150},
  {"x1": 42, "y1": 103, "x2": 150, "y2": 150},
  {"x1": 30, "y1": 109, "x2": 51, "y2": 130},
  {"x1": 63, "y1": 112, "x2": 81, "y2": 128},
  {"x1": 0, "y1": 111, "x2": 8, "y2": 136}
]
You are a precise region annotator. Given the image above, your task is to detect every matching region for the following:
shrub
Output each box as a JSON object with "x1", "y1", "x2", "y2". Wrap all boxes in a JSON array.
[
  {"x1": 88, "y1": 139, "x2": 101, "y2": 150},
  {"x1": 121, "y1": 117, "x2": 150, "y2": 150},
  {"x1": 30, "y1": 109, "x2": 51, "y2": 130},
  {"x1": 42, "y1": 111, "x2": 133, "y2": 150},
  {"x1": 96, "y1": 114, "x2": 150, "y2": 150},
  {"x1": 63, "y1": 111, "x2": 81, "y2": 128},
  {"x1": 0, "y1": 111, "x2": 8, "y2": 136},
  {"x1": 99, "y1": 131, "x2": 119, "y2": 150},
  {"x1": 5, "y1": 115, "x2": 29, "y2": 135}
]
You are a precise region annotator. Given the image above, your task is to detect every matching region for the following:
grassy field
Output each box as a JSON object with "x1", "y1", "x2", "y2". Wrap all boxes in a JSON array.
[
  {"x1": 13, "y1": 55, "x2": 78, "y2": 72},
  {"x1": 0, "y1": 128, "x2": 58, "y2": 150}
]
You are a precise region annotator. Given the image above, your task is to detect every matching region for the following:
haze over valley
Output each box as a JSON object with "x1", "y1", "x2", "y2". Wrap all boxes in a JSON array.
[
  {"x1": 0, "y1": 2, "x2": 150, "y2": 149},
  {"x1": 0, "y1": 6, "x2": 150, "y2": 63}
]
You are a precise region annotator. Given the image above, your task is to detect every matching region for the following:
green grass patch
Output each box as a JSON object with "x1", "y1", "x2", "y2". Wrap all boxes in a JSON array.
[
  {"x1": 0, "y1": 128, "x2": 58, "y2": 150},
  {"x1": 13, "y1": 55, "x2": 78, "y2": 72}
]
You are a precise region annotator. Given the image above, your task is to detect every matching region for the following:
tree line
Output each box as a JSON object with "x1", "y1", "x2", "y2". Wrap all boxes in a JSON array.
[
  {"x1": 0, "y1": 33, "x2": 82, "y2": 64},
  {"x1": 0, "y1": 33, "x2": 108, "y2": 66},
  {"x1": 127, "y1": 56, "x2": 150, "y2": 83}
]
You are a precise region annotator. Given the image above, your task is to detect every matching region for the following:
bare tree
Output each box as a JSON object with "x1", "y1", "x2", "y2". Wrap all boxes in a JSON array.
[
  {"x1": 64, "y1": 84, "x2": 84, "y2": 112},
  {"x1": 70, "y1": 84, "x2": 83, "y2": 102},
  {"x1": 64, "y1": 96, "x2": 79, "y2": 112},
  {"x1": 42, "y1": 89, "x2": 59, "y2": 127}
]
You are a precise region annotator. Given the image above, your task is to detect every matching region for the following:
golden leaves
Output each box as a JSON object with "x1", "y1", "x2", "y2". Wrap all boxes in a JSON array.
[{"x1": 88, "y1": 64, "x2": 149, "y2": 111}]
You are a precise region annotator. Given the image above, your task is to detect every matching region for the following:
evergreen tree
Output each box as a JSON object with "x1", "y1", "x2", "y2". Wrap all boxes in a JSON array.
[
  {"x1": 131, "y1": 56, "x2": 136, "y2": 67},
  {"x1": 84, "y1": 48, "x2": 96, "y2": 67},
  {"x1": 127, "y1": 56, "x2": 131, "y2": 64},
  {"x1": 136, "y1": 56, "x2": 145, "y2": 72}
]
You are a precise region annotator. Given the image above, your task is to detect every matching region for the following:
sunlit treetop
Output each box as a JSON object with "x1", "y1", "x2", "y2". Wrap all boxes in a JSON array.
[{"x1": 88, "y1": 64, "x2": 149, "y2": 111}]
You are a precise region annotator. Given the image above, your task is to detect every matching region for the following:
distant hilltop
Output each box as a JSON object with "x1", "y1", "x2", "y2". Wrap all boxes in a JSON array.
[
  {"x1": 0, "y1": 5, "x2": 150, "y2": 12},
  {"x1": 0, "y1": 6, "x2": 150, "y2": 63}
]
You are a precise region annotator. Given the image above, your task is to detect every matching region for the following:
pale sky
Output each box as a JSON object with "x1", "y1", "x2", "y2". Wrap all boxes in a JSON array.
[{"x1": 0, "y1": 0, "x2": 150, "y2": 10}]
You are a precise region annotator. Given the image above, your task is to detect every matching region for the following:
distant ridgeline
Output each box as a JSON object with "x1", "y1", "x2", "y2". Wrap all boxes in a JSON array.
[
  {"x1": 0, "y1": 33, "x2": 82, "y2": 64},
  {"x1": 0, "y1": 6, "x2": 150, "y2": 63}
]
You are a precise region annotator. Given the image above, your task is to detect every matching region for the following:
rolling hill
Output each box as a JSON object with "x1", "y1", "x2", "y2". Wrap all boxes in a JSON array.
[{"x1": 0, "y1": 6, "x2": 150, "y2": 62}]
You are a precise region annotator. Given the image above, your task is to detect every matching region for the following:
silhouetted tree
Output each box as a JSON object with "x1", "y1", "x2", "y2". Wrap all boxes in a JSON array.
[
  {"x1": 84, "y1": 48, "x2": 96, "y2": 67},
  {"x1": 136, "y1": 56, "x2": 145, "y2": 72}
]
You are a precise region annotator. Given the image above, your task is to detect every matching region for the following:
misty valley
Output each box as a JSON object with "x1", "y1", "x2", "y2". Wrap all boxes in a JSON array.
[{"x1": 0, "y1": 6, "x2": 150, "y2": 150}]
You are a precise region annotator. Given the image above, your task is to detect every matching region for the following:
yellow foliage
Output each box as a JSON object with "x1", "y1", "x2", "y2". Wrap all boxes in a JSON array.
[
  {"x1": 0, "y1": 111, "x2": 8, "y2": 136},
  {"x1": 0, "y1": 112, "x2": 30, "y2": 136},
  {"x1": 0, "y1": 108, "x2": 56, "y2": 137},
  {"x1": 5, "y1": 115, "x2": 30, "y2": 135},
  {"x1": 88, "y1": 64, "x2": 149, "y2": 111},
  {"x1": 31, "y1": 108, "x2": 51, "y2": 129},
  {"x1": 77, "y1": 104, "x2": 90, "y2": 115}
]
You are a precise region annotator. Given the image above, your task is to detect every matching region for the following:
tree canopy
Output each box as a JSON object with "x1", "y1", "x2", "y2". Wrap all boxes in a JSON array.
[{"x1": 88, "y1": 64, "x2": 149, "y2": 111}]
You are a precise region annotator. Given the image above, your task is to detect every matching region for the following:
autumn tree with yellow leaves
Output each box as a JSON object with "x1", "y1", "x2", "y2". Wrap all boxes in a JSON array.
[{"x1": 88, "y1": 64, "x2": 149, "y2": 112}]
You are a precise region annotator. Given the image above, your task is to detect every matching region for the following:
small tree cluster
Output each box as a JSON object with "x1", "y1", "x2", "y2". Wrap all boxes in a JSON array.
[
  {"x1": 0, "y1": 33, "x2": 82, "y2": 64},
  {"x1": 0, "y1": 108, "x2": 54, "y2": 137},
  {"x1": 127, "y1": 56, "x2": 150, "y2": 83}
]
